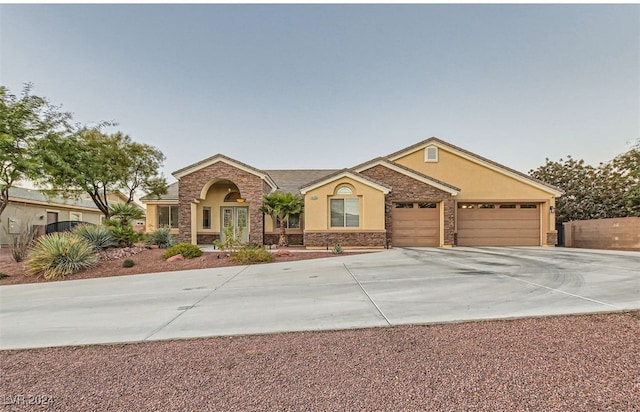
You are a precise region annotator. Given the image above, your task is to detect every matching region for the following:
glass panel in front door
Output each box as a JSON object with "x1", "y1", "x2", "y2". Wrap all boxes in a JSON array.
[
  {"x1": 223, "y1": 208, "x2": 233, "y2": 228},
  {"x1": 221, "y1": 207, "x2": 249, "y2": 244},
  {"x1": 236, "y1": 207, "x2": 249, "y2": 243}
]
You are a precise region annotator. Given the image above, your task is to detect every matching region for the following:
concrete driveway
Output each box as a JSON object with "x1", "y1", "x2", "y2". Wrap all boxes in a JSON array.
[{"x1": 1, "y1": 247, "x2": 638, "y2": 350}]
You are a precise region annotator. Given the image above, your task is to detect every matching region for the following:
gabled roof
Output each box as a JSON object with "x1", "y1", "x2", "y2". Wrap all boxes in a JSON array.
[
  {"x1": 173, "y1": 153, "x2": 278, "y2": 190},
  {"x1": 266, "y1": 170, "x2": 339, "y2": 194},
  {"x1": 387, "y1": 137, "x2": 563, "y2": 196},
  {"x1": 140, "y1": 181, "x2": 179, "y2": 202},
  {"x1": 299, "y1": 169, "x2": 391, "y2": 195},
  {"x1": 353, "y1": 157, "x2": 460, "y2": 196}
]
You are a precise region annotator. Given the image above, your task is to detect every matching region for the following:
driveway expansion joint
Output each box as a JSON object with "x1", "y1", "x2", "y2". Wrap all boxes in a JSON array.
[{"x1": 343, "y1": 263, "x2": 392, "y2": 326}]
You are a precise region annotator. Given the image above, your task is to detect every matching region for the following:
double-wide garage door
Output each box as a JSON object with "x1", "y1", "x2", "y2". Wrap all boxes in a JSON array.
[
  {"x1": 457, "y1": 203, "x2": 540, "y2": 246},
  {"x1": 392, "y1": 202, "x2": 439, "y2": 247}
]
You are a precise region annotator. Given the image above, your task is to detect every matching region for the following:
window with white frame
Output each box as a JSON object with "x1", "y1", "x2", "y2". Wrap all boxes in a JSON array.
[
  {"x1": 275, "y1": 215, "x2": 300, "y2": 229},
  {"x1": 330, "y1": 198, "x2": 360, "y2": 228},
  {"x1": 158, "y1": 205, "x2": 179, "y2": 229}
]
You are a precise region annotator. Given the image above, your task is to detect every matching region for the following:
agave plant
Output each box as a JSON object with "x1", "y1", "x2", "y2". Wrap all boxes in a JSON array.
[
  {"x1": 26, "y1": 233, "x2": 99, "y2": 280},
  {"x1": 72, "y1": 224, "x2": 118, "y2": 250},
  {"x1": 145, "y1": 227, "x2": 176, "y2": 248}
]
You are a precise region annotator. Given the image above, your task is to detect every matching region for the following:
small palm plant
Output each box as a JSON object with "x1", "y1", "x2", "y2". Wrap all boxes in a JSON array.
[
  {"x1": 108, "y1": 203, "x2": 144, "y2": 227},
  {"x1": 259, "y1": 192, "x2": 303, "y2": 247},
  {"x1": 104, "y1": 203, "x2": 145, "y2": 247}
]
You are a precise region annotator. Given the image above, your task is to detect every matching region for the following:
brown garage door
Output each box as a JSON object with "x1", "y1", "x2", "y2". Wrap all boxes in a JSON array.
[
  {"x1": 457, "y1": 203, "x2": 540, "y2": 246},
  {"x1": 392, "y1": 202, "x2": 440, "y2": 247}
]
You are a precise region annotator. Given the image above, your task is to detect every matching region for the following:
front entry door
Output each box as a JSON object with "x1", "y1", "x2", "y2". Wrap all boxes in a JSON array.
[{"x1": 221, "y1": 207, "x2": 249, "y2": 244}]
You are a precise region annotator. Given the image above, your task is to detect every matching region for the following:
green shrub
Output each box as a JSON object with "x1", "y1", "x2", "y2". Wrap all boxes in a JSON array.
[
  {"x1": 162, "y1": 243, "x2": 203, "y2": 260},
  {"x1": 72, "y1": 224, "x2": 117, "y2": 250},
  {"x1": 230, "y1": 246, "x2": 273, "y2": 265},
  {"x1": 122, "y1": 259, "x2": 135, "y2": 268},
  {"x1": 26, "y1": 233, "x2": 99, "y2": 280},
  {"x1": 107, "y1": 224, "x2": 144, "y2": 248},
  {"x1": 0, "y1": 272, "x2": 8, "y2": 279},
  {"x1": 332, "y1": 244, "x2": 343, "y2": 254},
  {"x1": 146, "y1": 228, "x2": 176, "y2": 248}
]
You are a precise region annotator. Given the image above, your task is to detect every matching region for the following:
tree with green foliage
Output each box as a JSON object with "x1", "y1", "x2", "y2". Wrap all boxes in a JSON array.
[
  {"x1": 529, "y1": 142, "x2": 640, "y2": 223},
  {"x1": 259, "y1": 192, "x2": 304, "y2": 247},
  {"x1": 36, "y1": 126, "x2": 167, "y2": 219},
  {"x1": 611, "y1": 141, "x2": 640, "y2": 214},
  {"x1": 0, "y1": 83, "x2": 71, "y2": 217}
]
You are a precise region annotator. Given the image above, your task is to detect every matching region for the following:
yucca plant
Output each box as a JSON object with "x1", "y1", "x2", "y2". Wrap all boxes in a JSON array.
[
  {"x1": 72, "y1": 224, "x2": 118, "y2": 250},
  {"x1": 26, "y1": 233, "x2": 99, "y2": 280}
]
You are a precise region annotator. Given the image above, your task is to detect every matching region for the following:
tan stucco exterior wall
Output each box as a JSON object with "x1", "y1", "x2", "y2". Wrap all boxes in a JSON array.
[
  {"x1": 1, "y1": 202, "x2": 103, "y2": 245},
  {"x1": 197, "y1": 184, "x2": 244, "y2": 234},
  {"x1": 303, "y1": 177, "x2": 386, "y2": 231},
  {"x1": 144, "y1": 203, "x2": 179, "y2": 235},
  {"x1": 394, "y1": 147, "x2": 558, "y2": 236},
  {"x1": 395, "y1": 148, "x2": 553, "y2": 200}
]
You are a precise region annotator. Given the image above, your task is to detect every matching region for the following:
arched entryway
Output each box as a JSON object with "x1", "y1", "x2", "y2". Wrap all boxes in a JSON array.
[{"x1": 195, "y1": 179, "x2": 250, "y2": 245}]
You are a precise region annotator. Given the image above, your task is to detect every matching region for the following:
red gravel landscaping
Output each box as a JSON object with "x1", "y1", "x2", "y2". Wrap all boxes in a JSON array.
[{"x1": 2, "y1": 312, "x2": 638, "y2": 411}]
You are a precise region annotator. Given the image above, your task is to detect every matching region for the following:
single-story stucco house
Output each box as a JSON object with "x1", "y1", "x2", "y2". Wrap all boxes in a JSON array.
[
  {"x1": 1, "y1": 187, "x2": 145, "y2": 246},
  {"x1": 141, "y1": 137, "x2": 562, "y2": 248}
]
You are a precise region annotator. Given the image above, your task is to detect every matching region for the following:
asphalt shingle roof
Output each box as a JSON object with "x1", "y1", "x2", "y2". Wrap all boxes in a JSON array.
[
  {"x1": 8, "y1": 187, "x2": 100, "y2": 209},
  {"x1": 140, "y1": 181, "x2": 179, "y2": 201},
  {"x1": 265, "y1": 170, "x2": 339, "y2": 194},
  {"x1": 142, "y1": 136, "x2": 561, "y2": 200}
]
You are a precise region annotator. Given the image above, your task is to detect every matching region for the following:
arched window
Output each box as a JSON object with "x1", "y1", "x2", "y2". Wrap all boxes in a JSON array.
[
  {"x1": 331, "y1": 184, "x2": 359, "y2": 228},
  {"x1": 336, "y1": 186, "x2": 353, "y2": 195}
]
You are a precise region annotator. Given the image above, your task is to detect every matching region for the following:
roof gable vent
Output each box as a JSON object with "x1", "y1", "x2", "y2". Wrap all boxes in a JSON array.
[{"x1": 425, "y1": 146, "x2": 438, "y2": 162}]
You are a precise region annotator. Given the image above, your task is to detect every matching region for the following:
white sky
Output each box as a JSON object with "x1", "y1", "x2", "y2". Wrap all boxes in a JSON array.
[{"x1": 1, "y1": 4, "x2": 638, "y2": 184}]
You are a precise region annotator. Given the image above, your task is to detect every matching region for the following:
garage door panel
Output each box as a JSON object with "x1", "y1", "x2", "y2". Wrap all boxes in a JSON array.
[
  {"x1": 457, "y1": 204, "x2": 540, "y2": 246},
  {"x1": 459, "y1": 220, "x2": 539, "y2": 230},
  {"x1": 392, "y1": 202, "x2": 440, "y2": 247},
  {"x1": 459, "y1": 236, "x2": 540, "y2": 247},
  {"x1": 415, "y1": 228, "x2": 439, "y2": 237}
]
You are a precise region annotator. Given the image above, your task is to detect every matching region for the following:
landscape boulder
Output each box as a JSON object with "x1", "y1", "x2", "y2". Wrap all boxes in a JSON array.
[
  {"x1": 166, "y1": 254, "x2": 184, "y2": 262},
  {"x1": 274, "y1": 249, "x2": 293, "y2": 257}
]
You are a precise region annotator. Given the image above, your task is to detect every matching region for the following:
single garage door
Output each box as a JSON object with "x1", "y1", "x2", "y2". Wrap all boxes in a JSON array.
[
  {"x1": 457, "y1": 203, "x2": 540, "y2": 246},
  {"x1": 392, "y1": 202, "x2": 440, "y2": 247}
]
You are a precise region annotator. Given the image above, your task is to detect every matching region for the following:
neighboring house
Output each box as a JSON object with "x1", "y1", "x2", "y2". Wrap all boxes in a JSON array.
[
  {"x1": 1, "y1": 187, "x2": 146, "y2": 246},
  {"x1": 141, "y1": 137, "x2": 562, "y2": 248}
]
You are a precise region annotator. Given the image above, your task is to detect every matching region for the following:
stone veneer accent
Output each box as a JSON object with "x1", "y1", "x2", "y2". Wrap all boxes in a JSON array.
[
  {"x1": 304, "y1": 231, "x2": 387, "y2": 248},
  {"x1": 197, "y1": 234, "x2": 220, "y2": 245},
  {"x1": 546, "y1": 231, "x2": 558, "y2": 246},
  {"x1": 178, "y1": 162, "x2": 267, "y2": 245},
  {"x1": 264, "y1": 233, "x2": 304, "y2": 246},
  {"x1": 360, "y1": 164, "x2": 455, "y2": 246}
]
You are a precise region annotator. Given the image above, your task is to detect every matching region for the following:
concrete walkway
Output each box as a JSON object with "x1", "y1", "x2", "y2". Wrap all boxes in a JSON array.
[{"x1": 1, "y1": 247, "x2": 638, "y2": 350}]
